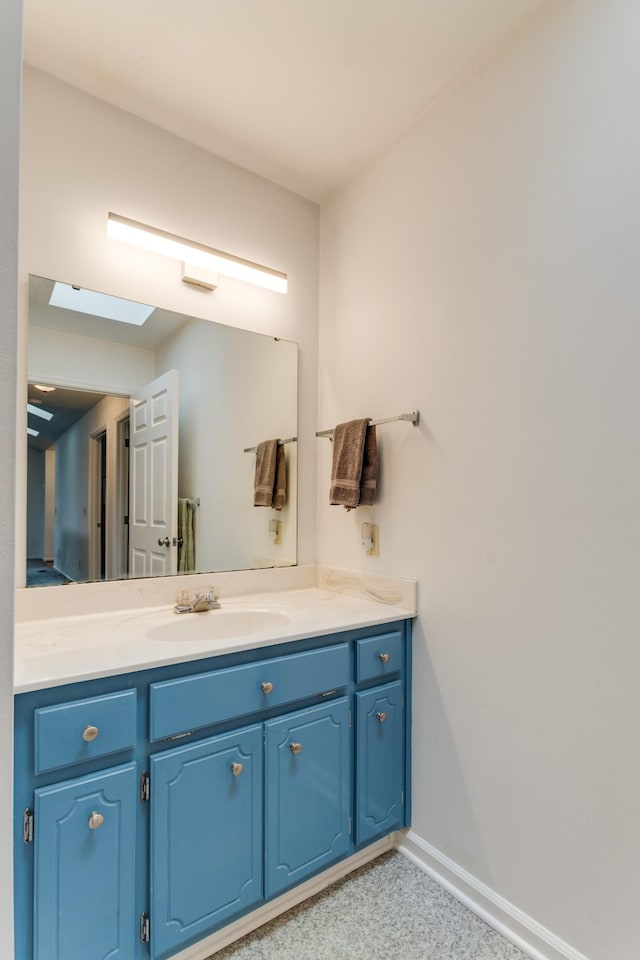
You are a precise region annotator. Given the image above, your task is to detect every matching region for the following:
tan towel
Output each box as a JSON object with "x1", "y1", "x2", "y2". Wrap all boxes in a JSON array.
[
  {"x1": 329, "y1": 419, "x2": 371, "y2": 509},
  {"x1": 272, "y1": 443, "x2": 287, "y2": 510},
  {"x1": 254, "y1": 439, "x2": 279, "y2": 506}
]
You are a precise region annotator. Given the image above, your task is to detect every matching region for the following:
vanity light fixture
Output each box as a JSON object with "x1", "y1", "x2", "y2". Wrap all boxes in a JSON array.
[
  {"x1": 33, "y1": 384, "x2": 56, "y2": 393},
  {"x1": 107, "y1": 213, "x2": 288, "y2": 295},
  {"x1": 27, "y1": 403, "x2": 53, "y2": 421}
]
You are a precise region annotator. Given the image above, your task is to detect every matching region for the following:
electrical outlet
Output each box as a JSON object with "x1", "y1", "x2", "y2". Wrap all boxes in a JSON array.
[
  {"x1": 361, "y1": 522, "x2": 379, "y2": 557},
  {"x1": 269, "y1": 519, "x2": 282, "y2": 545}
]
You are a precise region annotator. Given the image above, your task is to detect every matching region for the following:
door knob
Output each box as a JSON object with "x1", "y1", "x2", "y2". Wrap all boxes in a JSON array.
[
  {"x1": 261, "y1": 681, "x2": 274, "y2": 694},
  {"x1": 378, "y1": 653, "x2": 390, "y2": 664},
  {"x1": 289, "y1": 742, "x2": 303, "y2": 755},
  {"x1": 230, "y1": 762, "x2": 244, "y2": 777},
  {"x1": 157, "y1": 537, "x2": 170, "y2": 547},
  {"x1": 82, "y1": 725, "x2": 99, "y2": 742},
  {"x1": 376, "y1": 711, "x2": 388, "y2": 723},
  {"x1": 88, "y1": 811, "x2": 104, "y2": 830}
]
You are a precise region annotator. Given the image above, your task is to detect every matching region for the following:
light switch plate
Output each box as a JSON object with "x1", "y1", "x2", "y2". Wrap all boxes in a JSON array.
[{"x1": 361, "y1": 522, "x2": 379, "y2": 556}]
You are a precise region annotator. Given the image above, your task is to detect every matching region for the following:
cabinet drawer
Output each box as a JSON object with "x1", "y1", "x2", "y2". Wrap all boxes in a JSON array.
[
  {"x1": 150, "y1": 643, "x2": 349, "y2": 741},
  {"x1": 355, "y1": 629, "x2": 403, "y2": 683},
  {"x1": 34, "y1": 689, "x2": 137, "y2": 775}
]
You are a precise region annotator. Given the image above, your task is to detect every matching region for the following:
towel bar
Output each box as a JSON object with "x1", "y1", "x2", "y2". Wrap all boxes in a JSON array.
[
  {"x1": 243, "y1": 436, "x2": 297, "y2": 453},
  {"x1": 316, "y1": 411, "x2": 419, "y2": 439}
]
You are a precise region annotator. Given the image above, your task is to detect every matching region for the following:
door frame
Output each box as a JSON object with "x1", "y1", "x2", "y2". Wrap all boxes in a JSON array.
[
  {"x1": 88, "y1": 426, "x2": 107, "y2": 582},
  {"x1": 114, "y1": 412, "x2": 130, "y2": 580}
]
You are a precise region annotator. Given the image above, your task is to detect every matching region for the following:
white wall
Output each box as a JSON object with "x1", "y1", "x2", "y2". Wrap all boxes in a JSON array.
[
  {"x1": 19, "y1": 66, "x2": 319, "y2": 582},
  {"x1": 318, "y1": 2, "x2": 640, "y2": 958},
  {"x1": 28, "y1": 324, "x2": 156, "y2": 395},
  {"x1": 156, "y1": 319, "x2": 298, "y2": 572},
  {"x1": 0, "y1": 0, "x2": 21, "y2": 951}
]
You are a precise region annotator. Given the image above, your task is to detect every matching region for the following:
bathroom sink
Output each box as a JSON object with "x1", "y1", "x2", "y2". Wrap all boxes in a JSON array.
[{"x1": 144, "y1": 608, "x2": 292, "y2": 643}]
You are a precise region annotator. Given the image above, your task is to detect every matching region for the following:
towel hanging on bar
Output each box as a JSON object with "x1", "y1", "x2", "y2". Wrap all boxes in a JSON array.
[
  {"x1": 254, "y1": 439, "x2": 287, "y2": 510},
  {"x1": 177, "y1": 498, "x2": 196, "y2": 572},
  {"x1": 329, "y1": 419, "x2": 378, "y2": 510}
]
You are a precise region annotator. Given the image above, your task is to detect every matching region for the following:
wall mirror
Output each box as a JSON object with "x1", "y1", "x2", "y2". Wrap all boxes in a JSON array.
[{"x1": 26, "y1": 274, "x2": 298, "y2": 587}]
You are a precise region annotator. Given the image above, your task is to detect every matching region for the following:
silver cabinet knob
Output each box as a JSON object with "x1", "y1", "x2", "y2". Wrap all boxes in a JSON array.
[
  {"x1": 261, "y1": 681, "x2": 274, "y2": 695},
  {"x1": 289, "y1": 742, "x2": 303, "y2": 755},
  {"x1": 157, "y1": 537, "x2": 170, "y2": 547},
  {"x1": 376, "y1": 711, "x2": 388, "y2": 723},
  {"x1": 378, "y1": 653, "x2": 390, "y2": 664},
  {"x1": 230, "y1": 762, "x2": 244, "y2": 777},
  {"x1": 82, "y1": 725, "x2": 99, "y2": 742},
  {"x1": 88, "y1": 811, "x2": 104, "y2": 830}
]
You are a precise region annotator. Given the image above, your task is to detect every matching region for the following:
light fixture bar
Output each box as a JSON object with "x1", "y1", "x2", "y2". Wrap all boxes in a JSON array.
[
  {"x1": 27, "y1": 403, "x2": 54, "y2": 421},
  {"x1": 107, "y1": 213, "x2": 288, "y2": 294}
]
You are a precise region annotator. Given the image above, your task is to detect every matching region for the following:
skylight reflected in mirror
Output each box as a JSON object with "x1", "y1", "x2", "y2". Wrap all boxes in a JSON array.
[{"x1": 49, "y1": 282, "x2": 155, "y2": 326}]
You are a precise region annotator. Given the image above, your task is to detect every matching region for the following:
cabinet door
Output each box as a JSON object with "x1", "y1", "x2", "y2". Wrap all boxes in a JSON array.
[
  {"x1": 265, "y1": 698, "x2": 350, "y2": 898},
  {"x1": 33, "y1": 762, "x2": 137, "y2": 960},
  {"x1": 150, "y1": 725, "x2": 262, "y2": 959},
  {"x1": 355, "y1": 682, "x2": 404, "y2": 844}
]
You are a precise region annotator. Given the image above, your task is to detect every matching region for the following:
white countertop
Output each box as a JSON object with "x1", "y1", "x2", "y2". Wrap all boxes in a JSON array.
[{"x1": 14, "y1": 587, "x2": 415, "y2": 694}]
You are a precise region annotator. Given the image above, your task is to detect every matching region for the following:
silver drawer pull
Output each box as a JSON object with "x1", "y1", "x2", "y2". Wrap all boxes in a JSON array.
[
  {"x1": 378, "y1": 653, "x2": 390, "y2": 664},
  {"x1": 230, "y1": 762, "x2": 244, "y2": 777},
  {"x1": 376, "y1": 711, "x2": 388, "y2": 724},
  {"x1": 289, "y1": 742, "x2": 303, "y2": 755},
  {"x1": 261, "y1": 681, "x2": 274, "y2": 695},
  {"x1": 82, "y1": 725, "x2": 99, "y2": 743},
  {"x1": 88, "y1": 811, "x2": 104, "y2": 830}
]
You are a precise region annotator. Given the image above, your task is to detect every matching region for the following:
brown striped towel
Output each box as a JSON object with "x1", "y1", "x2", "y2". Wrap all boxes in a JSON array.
[{"x1": 329, "y1": 419, "x2": 377, "y2": 510}]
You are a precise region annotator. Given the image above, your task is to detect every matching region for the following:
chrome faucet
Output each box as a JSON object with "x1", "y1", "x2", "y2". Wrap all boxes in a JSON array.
[{"x1": 174, "y1": 586, "x2": 221, "y2": 614}]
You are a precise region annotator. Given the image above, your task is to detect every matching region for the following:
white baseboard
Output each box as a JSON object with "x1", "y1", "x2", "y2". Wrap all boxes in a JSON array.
[
  {"x1": 395, "y1": 830, "x2": 591, "y2": 960},
  {"x1": 174, "y1": 835, "x2": 394, "y2": 960}
]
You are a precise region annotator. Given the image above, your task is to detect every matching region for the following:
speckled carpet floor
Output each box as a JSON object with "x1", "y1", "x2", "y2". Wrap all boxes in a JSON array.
[{"x1": 211, "y1": 851, "x2": 528, "y2": 960}]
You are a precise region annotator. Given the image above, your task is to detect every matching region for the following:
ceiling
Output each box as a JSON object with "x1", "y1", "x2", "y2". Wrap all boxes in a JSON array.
[
  {"x1": 23, "y1": 0, "x2": 549, "y2": 201},
  {"x1": 27, "y1": 384, "x2": 107, "y2": 452}
]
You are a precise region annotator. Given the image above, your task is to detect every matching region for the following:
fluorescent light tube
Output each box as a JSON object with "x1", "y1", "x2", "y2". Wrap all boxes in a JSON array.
[
  {"x1": 27, "y1": 403, "x2": 53, "y2": 421},
  {"x1": 27, "y1": 427, "x2": 40, "y2": 437},
  {"x1": 107, "y1": 213, "x2": 288, "y2": 294},
  {"x1": 49, "y1": 281, "x2": 155, "y2": 326}
]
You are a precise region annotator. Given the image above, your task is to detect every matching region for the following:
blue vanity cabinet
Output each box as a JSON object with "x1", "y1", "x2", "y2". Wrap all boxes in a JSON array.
[
  {"x1": 33, "y1": 762, "x2": 137, "y2": 960},
  {"x1": 149, "y1": 725, "x2": 263, "y2": 959},
  {"x1": 265, "y1": 698, "x2": 351, "y2": 898},
  {"x1": 15, "y1": 617, "x2": 412, "y2": 960}
]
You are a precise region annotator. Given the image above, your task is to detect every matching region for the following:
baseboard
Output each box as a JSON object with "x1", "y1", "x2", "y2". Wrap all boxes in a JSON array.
[
  {"x1": 395, "y1": 830, "x2": 591, "y2": 960},
  {"x1": 174, "y1": 835, "x2": 394, "y2": 960}
]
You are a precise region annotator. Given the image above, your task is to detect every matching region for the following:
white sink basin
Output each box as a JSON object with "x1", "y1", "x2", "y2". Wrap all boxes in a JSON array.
[{"x1": 145, "y1": 608, "x2": 292, "y2": 642}]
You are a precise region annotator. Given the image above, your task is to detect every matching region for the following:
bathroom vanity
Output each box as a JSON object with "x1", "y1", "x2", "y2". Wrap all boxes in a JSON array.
[{"x1": 13, "y1": 584, "x2": 413, "y2": 960}]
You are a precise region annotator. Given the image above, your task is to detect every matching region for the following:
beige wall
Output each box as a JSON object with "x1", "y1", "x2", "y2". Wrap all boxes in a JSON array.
[{"x1": 319, "y1": 2, "x2": 640, "y2": 958}]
